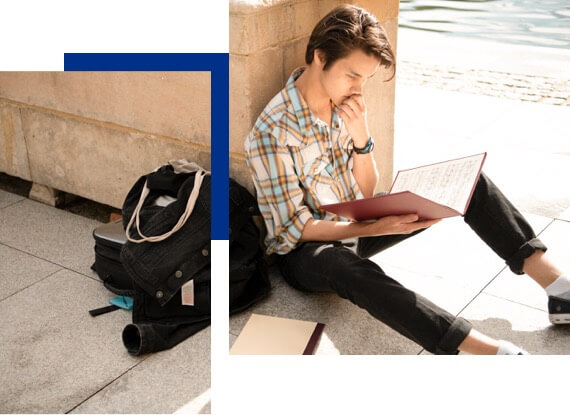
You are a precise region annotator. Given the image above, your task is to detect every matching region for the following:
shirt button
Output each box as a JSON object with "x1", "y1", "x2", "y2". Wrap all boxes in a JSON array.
[
  {"x1": 156, "y1": 290, "x2": 164, "y2": 299},
  {"x1": 175, "y1": 270, "x2": 183, "y2": 278},
  {"x1": 202, "y1": 249, "x2": 209, "y2": 256}
]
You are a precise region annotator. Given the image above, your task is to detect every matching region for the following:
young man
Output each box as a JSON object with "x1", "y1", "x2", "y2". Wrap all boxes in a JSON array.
[{"x1": 244, "y1": 4, "x2": 569, "y2": 354}]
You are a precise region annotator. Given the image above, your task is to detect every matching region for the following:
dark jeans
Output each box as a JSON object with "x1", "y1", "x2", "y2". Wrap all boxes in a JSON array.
[{"x1": 277, "y1": 173, "x2": 547, "y2": 354}]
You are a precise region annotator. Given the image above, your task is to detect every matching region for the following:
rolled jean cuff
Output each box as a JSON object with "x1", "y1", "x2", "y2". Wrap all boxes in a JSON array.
[
  {"x1": 506, "y1": 238, "x2": 547, "y2": 275},
  {"x1": 435, "y1": 317, "x2": 472, "y2": 355}
]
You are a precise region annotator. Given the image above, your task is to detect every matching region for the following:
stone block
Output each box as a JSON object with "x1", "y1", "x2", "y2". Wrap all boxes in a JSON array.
[
  {"x1": 0, "y1": 101, "x2": 31, "y2": 180},
  {"x1": 28, "y1": 182, "x2": 65, "y2": 207},
  {"x1": 0, "y1": 72, "x2": 211, "y2": 146},
  {"x1": 292, "y1": 0, "x2": 321, "y2": 41},
  {"x1": 230, "y1": 47, "x2": 284, "y2": 154},
  {"x1": 317, "y1": 0, "x2": 342, "y2": 17},
  {"x1": 20, "y1": 107, "x2": 207, "y2": 209},
  {"x1": 317, "y1": 0, "x2": 401, "y2": 21},
  {"x1": 230, "y1": 0, "x2": 318, "y2": 55},
  {"x1": 230, "y1": 155, "x2": 254, "y2": 194},
  {"x1": 353, "y1": 0, "x2": 400, "y2": 20},
  {"x1": 282, "y1": 36, "x2": 309, "y2": 82}
]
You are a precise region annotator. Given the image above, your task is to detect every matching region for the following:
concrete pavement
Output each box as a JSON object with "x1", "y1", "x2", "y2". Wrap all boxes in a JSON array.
[{"x1": 0, "y1": 193, "x2": 211, "y2": 413}]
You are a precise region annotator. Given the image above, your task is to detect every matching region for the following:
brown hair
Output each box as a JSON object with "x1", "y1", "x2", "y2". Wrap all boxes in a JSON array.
[{"x1": 305, "y1": 4, "x2": 396, "y2": 80}]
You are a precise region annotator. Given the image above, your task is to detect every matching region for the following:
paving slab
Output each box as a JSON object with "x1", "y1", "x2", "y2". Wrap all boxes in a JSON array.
[
  {"x1": 0, "y1": 188, "x2": 24, "y2": 210},
  {"x1": 469, "y1": 99, "x2": 570, "y2": 155},
  {"x1": 0, "y1": 243, "x2": 61, "y2": 301},
  {"x1": 375, "y1": 262, "x2": 484, "y2": 317},
  {"x1": 0, "y1": 269, "x2": 142, "y2": 413},
  {"x1": 484, "y1": 219, "x2": 570, "y2": 311},
  {"x1": 369, "y1": 213, "x2": 551, "y2": 292},
  {"x1": 0, "y1": 198, "x2": 102, "y2": 279},
  {"x1": 394, "y1": 84, "x2": 514, "y2": 151},
  {"x1": 559, "y1": 207, "x2": 570, "y2": 222},
  {"x1": 72, "y1": 327, "x2": 211, "y2": 414},
  {"x1": 457, "y1": 293, "x2": 570, "y2": 355}
]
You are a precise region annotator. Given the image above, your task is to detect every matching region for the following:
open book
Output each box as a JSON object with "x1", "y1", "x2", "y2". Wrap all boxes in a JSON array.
[{"x1": 322, "y1": 153, "x2": 486, "y2": 221}]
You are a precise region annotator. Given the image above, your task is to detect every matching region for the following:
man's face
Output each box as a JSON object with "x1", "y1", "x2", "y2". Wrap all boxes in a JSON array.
[{"x1": 317, "y1": 48, "x2": 380, "y2": 106}]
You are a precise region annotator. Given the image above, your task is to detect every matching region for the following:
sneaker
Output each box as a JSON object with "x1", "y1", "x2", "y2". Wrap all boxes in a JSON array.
[{"x1": 548, "y1": 296, "x2": 570, "y2": 324}]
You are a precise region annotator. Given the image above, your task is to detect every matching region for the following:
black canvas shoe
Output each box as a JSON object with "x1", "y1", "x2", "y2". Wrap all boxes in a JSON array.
[{"x1": 548, "y1": 296, "x2": 570, "y2": 324}]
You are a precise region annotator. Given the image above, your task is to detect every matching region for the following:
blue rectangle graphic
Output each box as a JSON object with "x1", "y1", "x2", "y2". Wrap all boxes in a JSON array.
[{"x1": 64, "y1": 53, "x2": 229, "y2": 240}]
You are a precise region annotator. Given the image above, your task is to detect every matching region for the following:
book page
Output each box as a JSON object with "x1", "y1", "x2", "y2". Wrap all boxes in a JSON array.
[{"x1": 390, "y1": 153, "x2": 485, "y2": 213}]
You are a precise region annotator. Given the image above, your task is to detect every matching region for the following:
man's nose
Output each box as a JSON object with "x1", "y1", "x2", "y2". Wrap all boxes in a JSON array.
[{"x1": 350, "y1": 80, "x2": 364, "y2": 94}]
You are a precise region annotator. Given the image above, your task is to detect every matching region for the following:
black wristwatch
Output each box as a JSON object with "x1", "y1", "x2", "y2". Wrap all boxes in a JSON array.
[{"x1": 353, "y1": 137, "x2": 375, "y2": 154}]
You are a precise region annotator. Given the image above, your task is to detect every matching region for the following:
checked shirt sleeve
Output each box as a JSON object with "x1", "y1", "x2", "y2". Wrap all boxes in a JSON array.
[{"x1": 245, "y1": 130, "x2": 313, "y2": 255}]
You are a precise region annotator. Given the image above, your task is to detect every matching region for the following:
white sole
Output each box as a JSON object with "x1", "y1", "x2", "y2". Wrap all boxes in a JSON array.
[{"x1": 549, "y1": 313, "x2": 570, "y2": 324}]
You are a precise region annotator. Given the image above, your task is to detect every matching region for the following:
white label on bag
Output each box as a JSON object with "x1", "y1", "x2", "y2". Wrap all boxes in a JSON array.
[{"x1": 181, "y1": 280, "x2": 195, "y2": 306}]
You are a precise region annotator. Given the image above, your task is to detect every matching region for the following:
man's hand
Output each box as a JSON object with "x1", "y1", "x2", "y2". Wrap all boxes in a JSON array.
[
  {"x1": 338, "y1": 94, "x2": 369, "y2": 147},
  {"x1": 300, "y1": 214, "x2": 441, "y2": 242},
  {"x1": 364, "y1": 214, "x2": 441, "y2": 236}
]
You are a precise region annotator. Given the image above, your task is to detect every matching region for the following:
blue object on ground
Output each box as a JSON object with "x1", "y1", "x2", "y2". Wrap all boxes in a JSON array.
[{"x1": 109, "y1": 296, "x2": 134, "y2": 311}]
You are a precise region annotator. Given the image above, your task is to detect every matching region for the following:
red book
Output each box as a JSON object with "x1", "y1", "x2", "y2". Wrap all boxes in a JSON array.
[{"x1": 322, "y1": 153, "x2": 486, "y2": 221}]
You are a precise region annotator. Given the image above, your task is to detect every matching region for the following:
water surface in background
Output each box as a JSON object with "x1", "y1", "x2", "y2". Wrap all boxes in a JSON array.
[{"x1": 399, "y1": 0, "x2": 570, "y2": 49}]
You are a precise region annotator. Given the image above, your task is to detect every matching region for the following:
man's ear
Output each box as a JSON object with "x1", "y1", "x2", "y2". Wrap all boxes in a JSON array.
[{"x1": 314, "y1": 49, "x2": 327, "y2": 68}]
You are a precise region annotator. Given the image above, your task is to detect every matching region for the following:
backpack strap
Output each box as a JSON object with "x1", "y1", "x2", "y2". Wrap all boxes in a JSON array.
[{"x1": 125, "y1": 160, "x2": 210, "y2": 244}]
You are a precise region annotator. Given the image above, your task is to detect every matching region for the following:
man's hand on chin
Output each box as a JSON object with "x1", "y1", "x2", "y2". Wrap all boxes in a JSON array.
[{"x1": 338, "y1": 93, "x2": 369, "y2": 146}]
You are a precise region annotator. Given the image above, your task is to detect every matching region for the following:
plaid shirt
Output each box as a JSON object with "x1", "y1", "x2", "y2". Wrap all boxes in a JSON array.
[{"x1": 245, "y1": 68, "x2": 364, "y2": 255}]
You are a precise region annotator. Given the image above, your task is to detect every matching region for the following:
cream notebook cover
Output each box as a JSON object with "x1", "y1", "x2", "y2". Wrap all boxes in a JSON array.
[{"x1": 230, "y1": 313, "x2": 325, "y2": 355}]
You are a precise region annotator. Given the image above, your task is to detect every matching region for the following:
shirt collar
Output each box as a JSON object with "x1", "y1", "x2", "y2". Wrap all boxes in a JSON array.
[{"x1": 285, "y1": 67, "x2": 319, "y2": 134}]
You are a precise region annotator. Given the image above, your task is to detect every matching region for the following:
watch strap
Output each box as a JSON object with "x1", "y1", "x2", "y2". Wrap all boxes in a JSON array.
[{"x1": 353, "y1": 137, "x2": 374, "y2": 154}]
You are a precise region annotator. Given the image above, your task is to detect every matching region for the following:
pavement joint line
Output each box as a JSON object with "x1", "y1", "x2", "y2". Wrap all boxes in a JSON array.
[
  {"x1": 482, "y1": 291, "x2": 547, "y2": 314},
  {"x1": 64, "y1": 356, "x2": 152, "y2": 414},
  {"x1": 0, "y1": 266, "x2": 62, "y2": 303},
  {"x1": 0, "y1": 240, "x2": 101, "y2": 283},
  {"x1": 0, "y1": 197, "x2": 27, "y2": 211},
  {"x1": 452, "y1": 216, "x2": 556, "y2": 320},
  {"x1": 454, "y1": 264, "x2": 508, "y2": 318},
  {"x1": 527, "y1": 214, "x2": 557, "y2": 236}
]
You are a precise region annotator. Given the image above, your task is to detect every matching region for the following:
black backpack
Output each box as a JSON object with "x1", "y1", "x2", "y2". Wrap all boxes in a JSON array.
[{"x1": 91, "y1": 161, "x2": 270, "y2": 355}]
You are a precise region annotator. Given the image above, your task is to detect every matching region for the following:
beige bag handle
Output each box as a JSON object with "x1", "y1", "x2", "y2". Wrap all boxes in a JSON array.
[{"x1": 125, "y1": 160, "x2": 210, "y2": 244}]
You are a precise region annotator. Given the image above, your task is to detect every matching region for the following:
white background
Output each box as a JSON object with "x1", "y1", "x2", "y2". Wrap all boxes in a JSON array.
[{"x1": 2, "y1": 2, "x2": 563, "y2": 414}]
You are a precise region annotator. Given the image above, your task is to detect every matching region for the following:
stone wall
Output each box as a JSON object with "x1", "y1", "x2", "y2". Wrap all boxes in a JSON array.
[
  {"x1": 0, "y1": 72, "x2": 210, "y2": 208},
  {"x1": 230, "y1": 0, "x2": 400, "y2": 193}
]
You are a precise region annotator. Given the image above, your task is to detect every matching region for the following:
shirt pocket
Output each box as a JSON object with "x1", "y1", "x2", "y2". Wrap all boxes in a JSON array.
[{"x1": 302, "y1": 150, "x2": 331, "y2": 180}]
